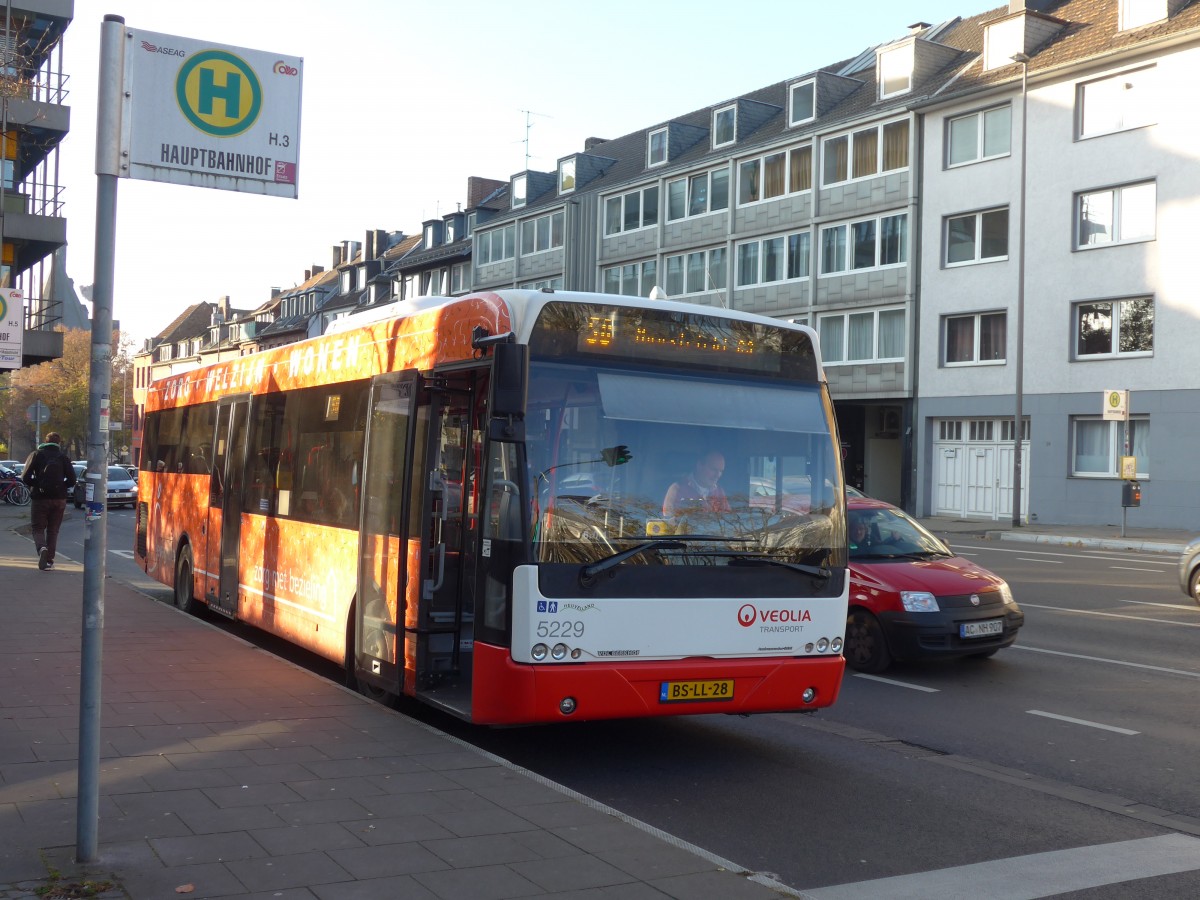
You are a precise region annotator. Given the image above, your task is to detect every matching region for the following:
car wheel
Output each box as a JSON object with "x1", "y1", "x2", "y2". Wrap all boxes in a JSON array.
[
  {"x1": 844, "y1": 609, "x2": 892, "y2": 673},
  {"x1": 1190, "y1": 568, "x2": 1200, "y2": 608},
  {"x1": 174, "y1": 545, "x2": 201, "y2": 615}
]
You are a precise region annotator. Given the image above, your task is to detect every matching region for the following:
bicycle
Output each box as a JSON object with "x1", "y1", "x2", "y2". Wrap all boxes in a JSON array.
[{"x1": 0, "y1": 475, "x2": 30, "y2": 506}]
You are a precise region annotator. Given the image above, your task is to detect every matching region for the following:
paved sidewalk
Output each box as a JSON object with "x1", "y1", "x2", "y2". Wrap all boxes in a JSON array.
[
  {"x1": 918, "y1": 514, "x2": 1194, "y2": 555},
  {"x1": 0, "y1": 505, "x2": 789, "y2": 900}
]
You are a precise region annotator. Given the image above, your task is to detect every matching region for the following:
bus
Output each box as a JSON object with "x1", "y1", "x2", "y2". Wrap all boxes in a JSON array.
[{"x1": 137, "y1": 289, "x2": 849, "y2": 725}]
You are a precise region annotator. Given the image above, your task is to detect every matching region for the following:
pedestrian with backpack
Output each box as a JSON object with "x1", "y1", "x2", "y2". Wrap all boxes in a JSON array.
[{"x1": 21, "y1": 432, "x2": 77, "y2": 571}]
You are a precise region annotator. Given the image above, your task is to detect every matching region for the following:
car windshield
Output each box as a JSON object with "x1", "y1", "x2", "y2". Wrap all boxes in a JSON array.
[
  {"x1": 848, "y1": 506, "x2": 951, "y2": 560},
  {"x1": 525, "y1": 361, "x2": 846, "y2": 569},
  {"x1": 108, "y1": 466, "x2": 133, "y2": 481}
]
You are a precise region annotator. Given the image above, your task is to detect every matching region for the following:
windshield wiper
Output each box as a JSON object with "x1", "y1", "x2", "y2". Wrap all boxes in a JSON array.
[
  {"x1": 579, "y1": 535, "x2": 749, "y2": 586},
  {"x1": 728, "y1": 555, "x2": 831, "y2": 580}
]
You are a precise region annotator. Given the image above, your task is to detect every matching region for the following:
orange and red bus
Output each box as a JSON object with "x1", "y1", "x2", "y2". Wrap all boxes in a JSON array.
[{"x1": 137, "y1": 289, "x2": 849, "y2": 724}]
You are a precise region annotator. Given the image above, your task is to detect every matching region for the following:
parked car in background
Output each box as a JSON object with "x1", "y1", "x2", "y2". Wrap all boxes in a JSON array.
[
  {"x1": 72, "y1": 464, "x2": 138, "y2": 509},
  {"x1": 843, "y1": 497, "x2": 1024, "y2": 673},
  {"x1": 1179, "y1": 536, "x2": 1200, "y2": 605}
]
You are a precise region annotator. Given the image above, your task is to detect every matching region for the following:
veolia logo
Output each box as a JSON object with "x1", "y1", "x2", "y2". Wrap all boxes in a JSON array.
[
  {"x1": 176, "y1": 50, "x2": 262, "y2": 137},
  {"x1": 738, "y1": 604, "x2": 757, "y2": 627}
]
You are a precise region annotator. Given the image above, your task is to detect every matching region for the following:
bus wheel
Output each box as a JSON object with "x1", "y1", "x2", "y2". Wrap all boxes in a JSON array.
[
  {"x1": 174, "y1": 546, "x2": 200, "y2": 615},
  {"x1": 844, "y1": 609, "x2": 892, "y2": 673}
]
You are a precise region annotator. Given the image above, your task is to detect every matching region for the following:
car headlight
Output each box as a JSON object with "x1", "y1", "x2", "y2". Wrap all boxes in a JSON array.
[
  {"x1": 997, "y1": 581, "x2": 1014, "y2": 605},
  {"x1": 900, "y1": 591, "x2": 939, "y2": 612}
]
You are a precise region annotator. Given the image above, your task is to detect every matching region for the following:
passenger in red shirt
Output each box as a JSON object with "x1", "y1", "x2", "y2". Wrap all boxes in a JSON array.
[{"x1": 663, "y1": 451, "x2": 730, "y2": 523}]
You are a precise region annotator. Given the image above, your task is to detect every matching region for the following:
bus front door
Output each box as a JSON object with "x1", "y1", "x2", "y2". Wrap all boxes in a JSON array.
[
  {"x1": 354, "y1": 372, "x2": 418, "y2": 698},
  {"x1": 412, "y1": 372, "x2": 483, "y2": 717},
  {"x1": 211, "y1": 397, "x2": 249, "y2": 618}
]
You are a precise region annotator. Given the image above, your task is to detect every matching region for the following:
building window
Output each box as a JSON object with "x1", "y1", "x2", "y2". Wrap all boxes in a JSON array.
[
  {"x1": 1076, "y1": 182, "x2": 1155, "y2": 248},
  {"x1": 520, "y1": 211, "x2": 564, "y2": 255},
  {"x1": 945, "y1": 208, "x2": 1009, "y2": 265},
  {"x1": 1071, "y1": 416, "x2": 1148, "y2": 477},
  {"x1": 664, "y1": 247, "x2": 727, "y2": 297},
  {"x1": 1120, "y1": 0, "x2": 1165, "y2": 30},
  {"x1": 559, "y1": 158, "x2": 576, "y2": 194},
  {"x1": 604, "y1": 186, "x2": 659, "y2": 236},
  {"x1": 666, "y1": 166, "x2": 730, "y2": 221},
  {"x1": 819, "y1": 308, "x2": 905, "y2": 364},
  {"x1": 1074, "y1": 297, "x2": 1154, "y2": 358},
  {"x1": 738, "y1": 144, "x2": 812, "y2": 204},
  {"x1": 879, "y1": 42, "x2": 914, "y2": 98},
  {"x1": 475, "y1": 224, "x2": 515, "y2": 265},
  {"x1": 450, "y1": 263, "x2": 468, "y2": 294},
  {"x1": 735, "y1": 231, "x2": 810, "y2": 287},
  {"x1": 947, "y1": 105, "x2": 1011, "y2": 167},
  {"x1": 511, "y1": 174, "x2": 527, "y2": 209},
  {"x1": 648, "y1": 128, "x2": 668, "y2": 167},
  {"x1": 521, "y1": 276, "x2": 564, "y2": 290},
  {"x1": 602, "y1": 260, "x2": 657, "y2": 297},
  {"x1": 1078, "y1": 66, "x2": 1156, "y2": 138},
  {"x1": 820, "y1": 213, "x2": 907, "y2": 275},
  {"x1": 821, "y1": 119, "x2": 909, "y2": 186},
  {"x1": 713, "y1": 104, "x2": 736, "y2": 148},
  {"x1": 944, "y1": 312, "x2": 1006, "y2": 365},
  {"x1": 789, "y1": 80, "x2": 815, "y2": 126}
]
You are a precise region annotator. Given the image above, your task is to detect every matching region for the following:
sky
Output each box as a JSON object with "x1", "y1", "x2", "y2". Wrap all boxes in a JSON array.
[{"x1": 60, "y1": 0, "x2": 993, "y2": 346}]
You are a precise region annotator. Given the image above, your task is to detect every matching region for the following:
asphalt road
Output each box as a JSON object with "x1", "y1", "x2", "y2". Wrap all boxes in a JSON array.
[{"x1": 75, "y1": 513, "x2": 1200, "y2": 897}]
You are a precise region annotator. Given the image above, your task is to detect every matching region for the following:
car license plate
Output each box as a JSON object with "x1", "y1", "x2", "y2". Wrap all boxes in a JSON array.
[
  {"x1": 659, "y1": 679, "x2": 734, "y2": 702},
  {"x1": 960, "y1": 619, "x2": 1004, "y2": 639}
]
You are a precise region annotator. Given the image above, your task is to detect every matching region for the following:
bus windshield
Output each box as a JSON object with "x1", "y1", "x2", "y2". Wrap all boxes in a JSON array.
[{"x1": 526, "y1": 361, "x2": 846, "y2": 571}]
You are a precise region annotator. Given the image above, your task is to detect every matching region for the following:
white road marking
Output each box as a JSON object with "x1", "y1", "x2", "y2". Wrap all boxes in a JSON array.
[
  {"x1": 1026, "y1": 709, "x2": 1139, "y2": 735},
  {"x1": 1020, "y1": 602, "x2": 1200, "y2": 628},
  {"x1": 1011, "y1": 644, "x2": 1200, "y2": 679},
  {"x1": 803, "y1": 834, "x2": 1200, "y2": 899},
  {"x1": 951, "y1": 544, "x2": 1174, "y2": 565},
  {"x1": 1109, "y1": 566, "x2": 1163, "y2": 572},
  {"x1": 109, "y1": 549, "x2": 135, "y2": 559},
  {"x1": 1017, "y1": 557, "x2": 1062, "y2": 564},
  {"x1": 851, "y1": 673, "x2": 939, "y2": 692}
]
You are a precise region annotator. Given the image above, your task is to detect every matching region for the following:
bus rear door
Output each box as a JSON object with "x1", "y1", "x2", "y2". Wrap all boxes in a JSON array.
[{"x1": 210, "y1": 396, "x2": 249, "y2": 618}]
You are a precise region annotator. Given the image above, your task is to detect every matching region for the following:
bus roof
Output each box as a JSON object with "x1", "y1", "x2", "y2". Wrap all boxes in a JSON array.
[{"x1": 148, "y1": 290, "x2": 825, "y2": 413}]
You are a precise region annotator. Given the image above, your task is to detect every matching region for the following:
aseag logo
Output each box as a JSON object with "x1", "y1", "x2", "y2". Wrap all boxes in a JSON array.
[{"x1": 176, "y1": 49, "x2": 262, "y2": 137}]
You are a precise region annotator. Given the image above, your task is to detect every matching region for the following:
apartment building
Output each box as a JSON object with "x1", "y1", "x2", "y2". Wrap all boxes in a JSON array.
[
  {"x1": 5, "y1": 0, "x2": 71, "y2": 366},
  {"x1": 917, "y1": 0, "x2": 1200, "y2": 527}
]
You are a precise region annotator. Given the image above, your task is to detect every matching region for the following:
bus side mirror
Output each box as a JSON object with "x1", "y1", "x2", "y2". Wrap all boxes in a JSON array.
[{"x1": 489, "y1": 342, "x2": 528, "y2": 442}]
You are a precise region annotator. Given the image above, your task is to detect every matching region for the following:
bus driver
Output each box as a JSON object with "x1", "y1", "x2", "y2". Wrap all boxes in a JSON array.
[{"x1": 663, "y1": 450, "x2": 731, "y2": 522}]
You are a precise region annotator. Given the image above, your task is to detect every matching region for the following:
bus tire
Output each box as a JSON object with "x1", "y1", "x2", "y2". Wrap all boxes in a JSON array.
[
  {"x1": 844, "y1": 609, "x2": 892, "y2": 673},
  {"x1": 345, "y1": 601, "x2": 399, "y2": 708},
  {"x1": 174, "y1": 545, "x2": 201, "y2": 615}
]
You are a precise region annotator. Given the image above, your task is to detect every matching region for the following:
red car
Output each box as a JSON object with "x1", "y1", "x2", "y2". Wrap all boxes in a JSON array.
[{"x1": 843, "y1": 497, "x2": 1024, "y2": 672}]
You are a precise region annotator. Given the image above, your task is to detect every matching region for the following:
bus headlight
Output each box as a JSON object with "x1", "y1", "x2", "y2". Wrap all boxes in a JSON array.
[
  {"x1": 560, "y1": 697, "x2": 577, "y2": 715},
  {"x1": 531, "y1": 643, "x2": 548, "y2": 661},
  {"x1": 816, "y1": 637, "x2": 830, "y2": 653},
  {"x1": 802, "y1": 687, "x2": 817, "y2": 703},
  {"x1": 551, "y1": 643, "x2": 568, "y2": 660}
]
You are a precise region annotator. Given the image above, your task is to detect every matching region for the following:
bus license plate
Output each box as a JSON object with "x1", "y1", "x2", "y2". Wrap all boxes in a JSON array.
[
  {"x1": 960, "y1": 619, "x2": 1004, "y2": 639},
  {"x1": 660, "y1": 679, "x2": 734, "y2": 703}
]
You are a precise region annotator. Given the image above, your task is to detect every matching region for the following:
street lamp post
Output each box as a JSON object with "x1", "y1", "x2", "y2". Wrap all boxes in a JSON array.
[{"x1": 1011, "y1": 52, "x2": 1030, "y2": 528}]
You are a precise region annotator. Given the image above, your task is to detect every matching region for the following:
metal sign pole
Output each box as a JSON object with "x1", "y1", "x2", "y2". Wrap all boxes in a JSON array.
[{"x1": 76, "y1": 13, "x2": 125, "y2": 864}]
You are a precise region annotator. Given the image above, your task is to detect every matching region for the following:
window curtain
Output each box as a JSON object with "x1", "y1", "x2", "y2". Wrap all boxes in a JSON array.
[
  {"x1": 878, "y1": 309, "x2": 904, "y2": 359},
  {"x1": 787, "y1": 232, "x2": 810, "y2": 279},
  {"x1": 848, "y1": 313, "x2": 873, "y2": 360},
  {"x1": 980, "y1": 313, "x2": 1006, "y2": 360},
  {"x1": 665, "y1": 256, "x2": 684, "y2": 295},
  {"x1": 737, "y1": 243, "x2": 759, "y2": 287},
  {"x1": 820, "y1": 317, "x2": 845, "y2": 362},
  {"x1": 763, "y1": 153, "x2": 785, "y2": 198},
  {"x1": 789, "y1": 146, "x2": 812, "y2": 192},
  {"x1": 852, "y1": 129, "x2": 878, "y2": 179},
  {"x1": 883, "y1": 120, "x2": 909, "y2": 170},
  {"x1": 821, "y1": 227, "x2": 846, "y2": 273},
  {"x1": 687, "y1": 253, "x2": 706, "y2": 293},
  {"x1": 689, "y1": 173, "x2": 709, "y2": 216},
  {"x1": 1073, "y1": 420, "x2": 1109, "y2": 474},
  {"x1": 709, "y1": 248, "x2": 727, "y2": 290},
  {"x1": 823, "y1": 137, "x2": 848, "y2": 184},
  {"x1": 946, "y1": 316, "x2": 975, "y2": 363},
  {"x1": 739, "y1": 160, "x2": 760, "y2": 203}
]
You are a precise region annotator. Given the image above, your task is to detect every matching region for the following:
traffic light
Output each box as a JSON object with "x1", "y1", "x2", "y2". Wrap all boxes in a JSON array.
[{"x1": 600, "y1": 445, "x2": 632, "y2": 467}]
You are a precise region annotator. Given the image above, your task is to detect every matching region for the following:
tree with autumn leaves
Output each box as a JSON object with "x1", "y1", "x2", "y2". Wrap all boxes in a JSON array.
[{"x1": 0, "y1": 329, "x2": 133, "y2": 460}]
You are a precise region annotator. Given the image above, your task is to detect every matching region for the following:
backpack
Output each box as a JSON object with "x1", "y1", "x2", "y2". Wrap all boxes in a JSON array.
[{"x1": 35, "y1": 451, "x2": 66, "y2": 498}]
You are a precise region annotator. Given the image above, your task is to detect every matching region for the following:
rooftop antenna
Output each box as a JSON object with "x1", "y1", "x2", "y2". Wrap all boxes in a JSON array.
[{"x1": 520, "y1": 109, "x2": 551, "y2": 168}]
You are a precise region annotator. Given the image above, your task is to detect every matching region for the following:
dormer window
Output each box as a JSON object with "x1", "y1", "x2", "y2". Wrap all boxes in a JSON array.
[
  {"x1": 983, "y1": 16, "x2": 1025, "y2": 71},
  {"x1": 1120, "y1": 0, "x2": 1165, "y2": 29},
  {"x1": 648, "y1": 127, "x2": 668, "y2": 166},
  {"x1": 713, "y1": 105, "x2": 736, "y2": 148},
  {"x1": 559, "y1": 157, "x2": 576, "y2": 194},
  {"x1": 512, "y1": 174, "x2": 527, "y2": 209},
  {"x1": 424, "y1": 223, "x2": 438, "y2": 246},
  {"x1": 789, "y1": 80, "x2": 815, "y2": 126},
  {"x1": 445, "y1": 218, "x2": 457, "y2": 243},
  {"x1": 879, "y1": 43, "x2": 914, "y2": 98}
]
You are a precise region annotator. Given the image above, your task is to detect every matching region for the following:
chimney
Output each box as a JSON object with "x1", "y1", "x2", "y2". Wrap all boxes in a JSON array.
[
  {"x1": 908, "y1": 21, "x2": 930, "y2": 34},
  {"x1": 332, "y1": 245, "x2": 343, "y2": 269},
  {"x1": 271, "y1": 287, "x2": 282, "y2": 298},
  {"x1": 311, "y1": 264, "x2": 323, "y2": 275},
  {"x1": 365, "y1": 229, "x2": 376, "y2": 261},
  {"x1": 374, "y1": 229, "x2": 389, "y2": 255},
  {"x1": 1008, "y1": 0, "x2": 1057, "y2": 11},
  {"x1": 584, "y1": 137, "x2": 609, "y2": 151},
  {"x1": 467, "y1": 175, "x2": 506, "y2": 208}
]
